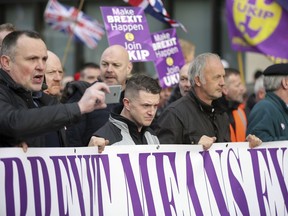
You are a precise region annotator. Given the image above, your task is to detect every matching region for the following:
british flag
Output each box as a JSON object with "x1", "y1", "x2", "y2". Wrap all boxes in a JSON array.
[
  {"x1": 44, "y1": 0, "x2": 105, "y2": 49},
  {"x1": 123, "y1": 0, "x2": 186, "y2": 32}
]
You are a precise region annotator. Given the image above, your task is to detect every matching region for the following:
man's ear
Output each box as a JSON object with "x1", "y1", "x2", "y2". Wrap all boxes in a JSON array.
[
  {"x1": 0, "y1": 55, "x2": 11, "y2": 71},
  {"x1": 123, "y1": 98, "x2": 130, "y2": 111},
  {"x1": 194, "y1": 76, "x2": 201, "y2": 87},
  {"x1": 281, "y1": 78, "x2": 288, "y2": 89},
  {"x1": 126, "y1": 62, "x2": 133, "y2": 77}
]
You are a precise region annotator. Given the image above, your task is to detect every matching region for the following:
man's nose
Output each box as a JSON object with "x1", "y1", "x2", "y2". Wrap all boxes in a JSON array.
[
  {"x1": 36, "y1": 60, "x2": 46, "y2": 71},
  {"x1": 54, "y1": 72, "x2": 62, "y2": 81}
]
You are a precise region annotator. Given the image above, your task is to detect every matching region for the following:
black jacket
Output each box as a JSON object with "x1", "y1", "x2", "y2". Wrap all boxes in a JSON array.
[
  {"x1": 155, "y1": 89, "x2": 230, "y2": 144},
  {"x1": 0, "y1": 69, "x2": 81, "y2": 147}
]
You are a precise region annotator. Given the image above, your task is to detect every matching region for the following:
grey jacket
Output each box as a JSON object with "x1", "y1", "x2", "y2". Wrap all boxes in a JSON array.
[{"x1": 94, "y1": 106, "x2": 159, "y2": 145}]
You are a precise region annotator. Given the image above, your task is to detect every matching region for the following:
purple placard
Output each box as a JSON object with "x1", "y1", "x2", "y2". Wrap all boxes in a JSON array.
[
  {"x1": 226, "y1": 0, "x2": 288, "y2": 63},
  {"x1": 151, "y1": 28, "x2": 185, "y2": 88},
  {"x1": 100, "y1": 6, "x2": 156, "y2": 62}
]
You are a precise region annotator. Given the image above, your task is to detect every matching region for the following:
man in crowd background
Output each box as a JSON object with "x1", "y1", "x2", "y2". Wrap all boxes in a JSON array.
[
  {"x1": 220, "y1": 68, "x2": 247, "y2": 142},
  {"x1": 79, "y1": 62, "x2": 101, "y2": 84},
  {"x1": 178, "y1": 62, "x2": 192, "y2": 97},
  {"x1": 0, "y1": 23, "x2": 15, "y2": 46},
  {"x1": 247, "y1": 63, "x2": 288, "y2": 141},
  {"x1": 43, "y1": 50, "x2": 64, "y2": 98}
]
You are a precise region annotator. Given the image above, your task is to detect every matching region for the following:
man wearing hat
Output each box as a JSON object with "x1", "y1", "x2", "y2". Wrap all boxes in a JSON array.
[{"x1": 247, "y1": 63, "x2": 288, "y2": 141}]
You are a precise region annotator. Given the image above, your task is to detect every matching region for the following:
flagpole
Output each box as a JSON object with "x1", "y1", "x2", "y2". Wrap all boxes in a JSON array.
[
  {"x1": 237, "y1": 51, "x2": 245, "y2": 84},
  {"x1": 61, "y1": 0, "x2": 85, "y2": 67}
]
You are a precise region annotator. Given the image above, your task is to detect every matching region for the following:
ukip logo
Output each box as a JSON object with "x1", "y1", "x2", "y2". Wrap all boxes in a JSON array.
[{"x1": 233, "y1": 0, "x2": 282, "y2": 45}]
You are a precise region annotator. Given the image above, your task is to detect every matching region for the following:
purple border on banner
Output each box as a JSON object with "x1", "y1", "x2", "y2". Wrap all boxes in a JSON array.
[
  {"x1": 100, "y1": 6, "x2": 156, "y2": 62},
  {"x1": 151, "y1": 28, "x2": 185, "y2": 88},
  {"x1": 226, "y1": 0, "x2": 288, "y2": 63}
]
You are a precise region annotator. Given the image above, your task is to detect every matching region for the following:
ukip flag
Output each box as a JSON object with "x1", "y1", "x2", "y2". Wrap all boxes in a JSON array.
[
  {"x1": 123, "y1": 0, "x2": 186, "y2": 32},
  {"x1": 226, "y1": 0, "x2": 288, "y2": 63},
  {"x1": 44, "y1": 0, "x2": 105, "y2": 49}
]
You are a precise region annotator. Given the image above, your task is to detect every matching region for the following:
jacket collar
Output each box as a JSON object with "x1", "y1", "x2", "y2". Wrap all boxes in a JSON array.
[
  {"x1": 188, "y1": 88, "x2": 225, "y2": 114},
  {"x1": 267, "y1": 92, "x2": 288, "y2": 112},
  {"x1": 0, "y1": 68, "x2": 30, "y2": 93},
  {"x1": 110, "y1": 104, "x2": 149, "y2": 135}
]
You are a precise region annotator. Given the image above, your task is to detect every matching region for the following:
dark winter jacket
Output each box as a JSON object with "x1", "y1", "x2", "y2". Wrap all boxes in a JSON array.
[
  {"x1": 155, "y1": 89, "x2": 230, "y2": 144},
  {"x1": 247, "y1": 92, "x2": 288, "y2": 141},
  {"x1": 0, "y1": 69, "x2": 81, "y2": 147}
]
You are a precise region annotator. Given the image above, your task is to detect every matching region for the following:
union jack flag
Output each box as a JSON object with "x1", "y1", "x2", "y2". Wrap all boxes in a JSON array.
[
  {"x1": 123, "y1": 0, "x2": 186, "y2": 32},
  {"x1": 44, "y1": 0, "x2": 105, "y2": 49}
]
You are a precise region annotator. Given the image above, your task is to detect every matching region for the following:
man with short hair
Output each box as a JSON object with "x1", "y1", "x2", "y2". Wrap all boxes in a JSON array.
[
  {"x1": 79, "y1": 62, "x2": 101, "y2": 83},
  {"x1": 0, "y1": 30, "x2": 109, "y2": 150},
  {"x1": 179, "y1": 62, "x2": 192, "y2": 97},
  {"x1": 43, "y1": 50, "x2": 64, "y2": 97},
  {"x1": 89, "y1": 74, "x2": 161, "y2": 145},
  {"x1": 221, "y1": 68, "x2": 247, "y2": 142},
  {"x1": 247, "y1": 63, "x2": 288, "y2": 141}
]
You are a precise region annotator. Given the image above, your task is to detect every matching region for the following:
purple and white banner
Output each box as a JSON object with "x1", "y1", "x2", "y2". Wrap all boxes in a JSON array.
[
  {"x1": 101, "y1": 6, "x2": 156, "y2": 62},
  {"x1": 0, "y1": 142, "x2": 287, "y2": 215},
  {"x1": 151, "y1": 28, "x2": 185, "y2": 88},
  {"x1": 226, "y1": 0, "x2": 288, "y2": 63}
]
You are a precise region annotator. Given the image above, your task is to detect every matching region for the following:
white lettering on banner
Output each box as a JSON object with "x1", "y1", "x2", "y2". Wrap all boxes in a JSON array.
[
  {"x1": 107, "y1": 15, "x2": 143, "y2": 23},
  {"x1": 163, "y1": 72, "x2": 180, "y2": 86},
  {"x1": 124, "y1": 41, "x2": 149, "y2": 61},
  {"x1": 0, "y1": 142, "x2": 287, "y2": 215},
  {"x1": 112, "y1": 8, "x2": 135, "y2": 16},
  {"x1": 110, "y1": 23, "x2": 144, "y2": 32},
  {"x1": 127, "y1": 50, "x2": 150, "y2": 61},
  {"x1": 125, "y1": 41, "x2": 142, "y2": 50},
  {"x1": 152, "y1": 37, "x2": 177, "y2": 51},
  {"x1": 153, "y1": 32, "x2": 171, "y2": 42},
  {"x1": 155, "y1": 47, "x2": 179, "y2": 58}
]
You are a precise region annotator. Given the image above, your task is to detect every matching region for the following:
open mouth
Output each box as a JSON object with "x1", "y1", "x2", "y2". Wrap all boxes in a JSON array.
[{"x1": 33, "y1": 75, "x2": 44, "y2": 84}]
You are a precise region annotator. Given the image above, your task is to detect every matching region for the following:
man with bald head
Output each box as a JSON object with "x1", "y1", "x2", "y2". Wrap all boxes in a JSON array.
[
  {"x1": 0, "y1": 23, "x2": 16, "y2": 69},
  {"x1": 43, "y1": 50, "x2": 64, "y2": 98},
  {"x1": 0, "y1": 23, "x2": 15, "y2": 46},
  {"x1": 100, "y1": 44, "x2": 132, "y2": 89},
  {"x1": 65, "y1": 44, "x2": 133, "y2": 146}
]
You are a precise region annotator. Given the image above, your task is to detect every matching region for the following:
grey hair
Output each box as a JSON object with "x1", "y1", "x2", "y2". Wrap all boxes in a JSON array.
[
  {"x1": 254, "y1": 75, "x2": 265, "y2": 94},
  {"x1": 264, "y1": 75, "x2": 286, "y2": 91},
  {"x1": 189, "y1": 53, "x2": 221, "y2": 87}
]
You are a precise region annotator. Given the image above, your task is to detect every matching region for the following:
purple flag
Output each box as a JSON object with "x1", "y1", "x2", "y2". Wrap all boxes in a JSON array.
[
  {"x1": 226, "y1": 0, "x2": 288, "y2": 63},
  {"x1": 151, "y1": 28, "x2": 185, "y2": 88},
  {"x1": 100, "y1": 6, "x2": 156, "y2": 62}
]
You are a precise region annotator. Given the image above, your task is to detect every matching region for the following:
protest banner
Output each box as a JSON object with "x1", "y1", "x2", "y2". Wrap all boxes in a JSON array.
[
  {"x1": 226, "y1": 0, "x2": 288, "y2": 63},
  {"x1": 151, "y1": 28, "x2": 185, "y2": 88},
  {"x1": 101, "y1": 6, "x2": 156, "y2": 62},
  {"x1": 0, "y1": 142, "x2": 287, "y2": 215}
]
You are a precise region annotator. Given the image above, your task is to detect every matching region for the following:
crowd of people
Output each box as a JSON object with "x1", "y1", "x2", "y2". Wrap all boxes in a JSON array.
[{"x1": 1, "y1": 22, "x2": 287, "y2": 152}]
